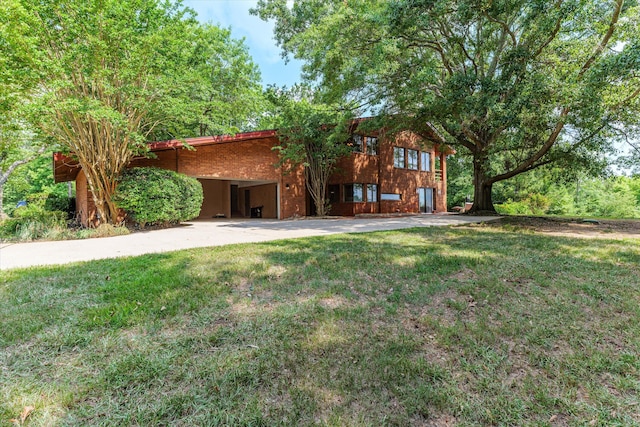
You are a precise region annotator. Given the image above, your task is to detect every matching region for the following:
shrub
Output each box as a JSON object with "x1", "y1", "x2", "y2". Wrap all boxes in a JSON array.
[
  {"x1": 114, "y1": 167, "x2": 203, "y2": 227},
  {"x1": 496, "y1": 193, "x2": 551, "y2": 216},
  {"x1": 44, "y1": 193, "x2": 74, "y2": 217},
  {"x1": 0, "y1": 205, "x2": 67, "y2": 241},
  {"x1": 75, "y1": 223, "x2": 130, "y2": 239}
]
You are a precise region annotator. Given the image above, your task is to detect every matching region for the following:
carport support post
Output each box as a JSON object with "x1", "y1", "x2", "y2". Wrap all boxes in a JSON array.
[{"x1": 276, "y1": 183, "x2": 281, "y2": 219}]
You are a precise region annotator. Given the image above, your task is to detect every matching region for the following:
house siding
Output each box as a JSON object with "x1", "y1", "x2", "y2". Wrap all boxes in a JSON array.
[
  {"x1": 65, "y1": 126, "x2": 448, "y2": 226},
  {"x1": 329, "y1": 130, "x2": 447, "y2": 216}
]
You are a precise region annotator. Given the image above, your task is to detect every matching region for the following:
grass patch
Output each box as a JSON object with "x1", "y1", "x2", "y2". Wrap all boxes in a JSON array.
[{"x1": 1, "y1": 226, "x2": 639, "y2": 425}]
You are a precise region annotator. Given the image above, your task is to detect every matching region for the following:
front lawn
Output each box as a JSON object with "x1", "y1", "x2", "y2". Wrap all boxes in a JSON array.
[{"x1": 1, "y1": 225, "x2": 639, "y2": 426}]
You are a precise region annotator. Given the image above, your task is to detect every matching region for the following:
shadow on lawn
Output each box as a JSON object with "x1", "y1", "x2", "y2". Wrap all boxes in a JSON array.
[{"x1": 1, "y1": 227, "x2": 639, "y2": 425}]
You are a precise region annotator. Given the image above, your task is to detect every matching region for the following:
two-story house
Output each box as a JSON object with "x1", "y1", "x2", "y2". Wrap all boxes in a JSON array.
[{"x1": 53, "y1": 123, "x2": 448, "y2": 225}]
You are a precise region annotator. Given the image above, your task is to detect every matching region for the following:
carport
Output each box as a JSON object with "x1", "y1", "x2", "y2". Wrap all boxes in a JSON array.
[{"x1": 197, "y1": 178, "x2": 279, "y2": 219}]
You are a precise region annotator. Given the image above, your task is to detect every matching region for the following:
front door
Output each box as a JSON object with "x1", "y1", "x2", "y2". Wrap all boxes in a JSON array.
[{"x1": 418, "y1": 187, "x2": 434, "y2": 213}]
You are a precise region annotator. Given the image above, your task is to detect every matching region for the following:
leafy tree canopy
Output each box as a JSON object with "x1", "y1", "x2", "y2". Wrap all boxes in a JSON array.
[
  {"x1": 253, "y1": 0, "x2": 640, "y2": 213},
  {"x1": 0, "y1": 0, "x2": 48, "y2": 216},
  {"x1": 8, "y1": 0, "x2": 263, "y2": 225},
  {"x1": 269, "y1": 85, "x2": 354, "y2": 216}
]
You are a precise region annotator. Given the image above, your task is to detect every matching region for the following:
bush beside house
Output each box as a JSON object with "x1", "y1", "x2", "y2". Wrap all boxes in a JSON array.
[{"x1": 114, "y1": 167, "x2": 203, "y2": 228}]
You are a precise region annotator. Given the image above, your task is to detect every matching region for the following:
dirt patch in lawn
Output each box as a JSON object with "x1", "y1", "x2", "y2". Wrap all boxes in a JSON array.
[{"x1": 470, "y1": 216, "x2": 640, "y2": 239}]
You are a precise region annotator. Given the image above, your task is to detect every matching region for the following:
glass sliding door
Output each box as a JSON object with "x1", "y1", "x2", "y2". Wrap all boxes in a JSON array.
[{"x1": 417, "y1": 187, "x2": 434, "y2": 213}]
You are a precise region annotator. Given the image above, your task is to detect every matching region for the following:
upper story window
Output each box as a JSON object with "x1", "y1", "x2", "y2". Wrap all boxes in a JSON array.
[
  {"x1": 393, "y1": 147, "x2": 405, "y2": 168},
  {"x1": 351, "y1": 135, "x2": 363, "y2": 153},
  {"x1": 421, "y1": 152, "x2": 431, "y2": 171},
  {"x1": 407, "y1": 149, "x2": 418, "y2": 170},
  {"x1": 365, "y1": 137, "x2": 378, "y2": 155}
]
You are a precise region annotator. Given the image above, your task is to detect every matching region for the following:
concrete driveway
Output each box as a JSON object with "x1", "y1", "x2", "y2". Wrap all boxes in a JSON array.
[{"x1": 0, "y1": 214, "x2": 499, "y2": 270}]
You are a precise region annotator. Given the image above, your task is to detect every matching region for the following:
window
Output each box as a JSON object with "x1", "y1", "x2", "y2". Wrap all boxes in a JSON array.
[
  {"x1": 407, "y1": 149, "x2": 418, "y2": 170},
  {"x1": 366, "y1": 184, "x2": 378, "y2": 202},
  {"x1": 381, "y1": 193, "x2": 402, "y2": 201},
  {"x1": 344, "y1": 183, "x2": 363, "y2": 202},
  {"x1": 393, "y1": 147, "x2": 405, "y2": 168},
  {"x1": 351, "y1": 135, "x2": 363, "y2": 153},
  {"x1": 328, "y1": 184, "x2": 340, "y2": 204},
  {"x1": 435, "y1": 154, "x2": 441, "y2": 170},
  {"x1": 421, "y1": 152, "x2": 431, "y2": 171},
  {"x1": 365, "y1": 137, "x2": 378, "y2": 155}
]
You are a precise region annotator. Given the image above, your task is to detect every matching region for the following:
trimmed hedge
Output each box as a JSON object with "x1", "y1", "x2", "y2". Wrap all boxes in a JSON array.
[{"x1": 114, "y1": 167, "x2": 203, "y2": 227}]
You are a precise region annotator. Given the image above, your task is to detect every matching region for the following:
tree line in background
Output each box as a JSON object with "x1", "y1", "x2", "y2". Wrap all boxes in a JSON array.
[
  {"x1": 1, "y1": 0, "x2": 640, "y2": 231},
  {"x1": 448, "y1": 156, "x2": 640, "y2": 218}
]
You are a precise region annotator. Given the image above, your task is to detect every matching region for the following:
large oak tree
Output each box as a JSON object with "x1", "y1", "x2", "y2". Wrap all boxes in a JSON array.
[{"x1": 254, "y1": 0, "x2": 640, "y2": 213}]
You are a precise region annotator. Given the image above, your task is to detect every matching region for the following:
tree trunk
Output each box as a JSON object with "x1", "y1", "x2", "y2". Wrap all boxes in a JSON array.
[
  {"x1": 307, "y1": 171, "x2": 328, "y2": 216},
  {"x1": 468, "y1": 157, "x2": 497, "y2": 214},
  {"x1": 0, "y1": 184, "x2": 5, "y2": 218}
]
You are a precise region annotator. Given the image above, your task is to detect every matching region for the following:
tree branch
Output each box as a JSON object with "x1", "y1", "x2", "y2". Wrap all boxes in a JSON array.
[
  {"x1": 578, "y1": 0, "x2": 623, "y2": 78},
  {"x1": 0, "y1": 145, "x2": 47, "y2": 185}
]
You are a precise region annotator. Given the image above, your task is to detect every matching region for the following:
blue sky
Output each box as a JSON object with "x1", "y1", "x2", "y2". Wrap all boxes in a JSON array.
[{"x1": 183, "y1": 0, "x2": 303, "y2": 88}]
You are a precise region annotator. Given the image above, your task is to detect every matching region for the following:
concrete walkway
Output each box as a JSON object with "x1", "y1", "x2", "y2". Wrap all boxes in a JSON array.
[{"x1": 0, "y1": 214, "x2": 499, "y2": 270}]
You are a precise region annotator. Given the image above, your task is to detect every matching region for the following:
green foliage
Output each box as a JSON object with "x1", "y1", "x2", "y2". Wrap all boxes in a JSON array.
[
  {"x1": 575, "y1": 177, "x2": 640, "y2": 219},
  {"x1": 0, "y1": 204, "x2": 66, "y2": 241},
  {"x1": 446, "y1": 155, "x2": 474, "y2": 209},
  {"x1": 114, "y1": 167, "x2": 203, "y2": 227},
  {"x1": 7, "y1": 0, "x2": 262, "y2": 224},
  {"x1": 2, "y1": 226, "x2": 640, "y2": 424},
  {"x1": 253, "y1": 0, "x2": 640, "y2": 212},
  {"x1": 3, "y1": 153, "x2": 72, "y2": 216},
  {"x1": 490, "y1": 176, "x2": 640, "y2": 219},
  {"x1": 496, "y1": 194, "x2": 551, "y2": 216},
  {"x1": 148, "y1": 24, "x2": 265, "y2": 140},
  {"x1": 270, "y1": 86, "x2": 354, "y2": 216}
]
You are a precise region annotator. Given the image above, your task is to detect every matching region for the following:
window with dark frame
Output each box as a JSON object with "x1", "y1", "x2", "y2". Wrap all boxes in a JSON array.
[
  {"x1": 421, "y1": 152, "x2": 431, "y2": 171},
  {"x1": 343, "y1": 183, "x2": 364, "y2": 202},
  {"x1": 366, "y1": 184, "x2": 378, "y2": 202},
  {"x1": 393, "y1": 147, "x2": 405, "y2": 168},
  {"x1": 351, "y1": 135, "x2": 363, "y2": 153},
  {"x1": 365, "y1": 137, "x2": 378, "y2": 155},
  {"x1": 408, "y1": 149, "x2": 418, "y2": 170}
]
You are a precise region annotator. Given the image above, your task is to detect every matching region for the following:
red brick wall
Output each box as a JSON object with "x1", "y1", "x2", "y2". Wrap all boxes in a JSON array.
[
  {"x1": 75, "y1": 170, "x2": 98, "y2": 226},
  {"x1": 129, "y1": 137, "x2": 307, "y2": 219},
  {"x1": 280, "y1": 163, "x2": 307, "y2": 218},
  {"x1": 328, "y1": 130, "x2": 448, "y2": 215}
]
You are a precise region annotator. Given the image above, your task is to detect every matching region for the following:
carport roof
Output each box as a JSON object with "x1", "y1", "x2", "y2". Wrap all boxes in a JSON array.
[
  {"x1": 53, "y1": 129, "x2": 279, "y2": 183},
  {"x1": 148, "y1": 129, "x2": 278, "y2": 151}
]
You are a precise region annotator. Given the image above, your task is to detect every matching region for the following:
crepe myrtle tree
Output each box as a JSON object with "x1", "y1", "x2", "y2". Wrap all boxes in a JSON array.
[
  {"x1": 253, "y1": 0, "x2": 640, "y2": 213},
  {"x1": 270, "y1": 87, "x2": 354, "y2": 216},
  {"x1": 18, "y1": 0, "x2": 263, "y2": 225}
]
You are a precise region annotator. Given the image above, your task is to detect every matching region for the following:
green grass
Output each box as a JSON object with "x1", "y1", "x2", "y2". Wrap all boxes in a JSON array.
[{"x1": 1, "y1": 225, "x2": 639, "y2": 426}]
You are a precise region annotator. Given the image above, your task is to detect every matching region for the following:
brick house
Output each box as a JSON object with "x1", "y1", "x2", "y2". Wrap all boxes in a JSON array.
[{"x1": 53, "y1": 125, "x2": 448, "y2": 225}]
